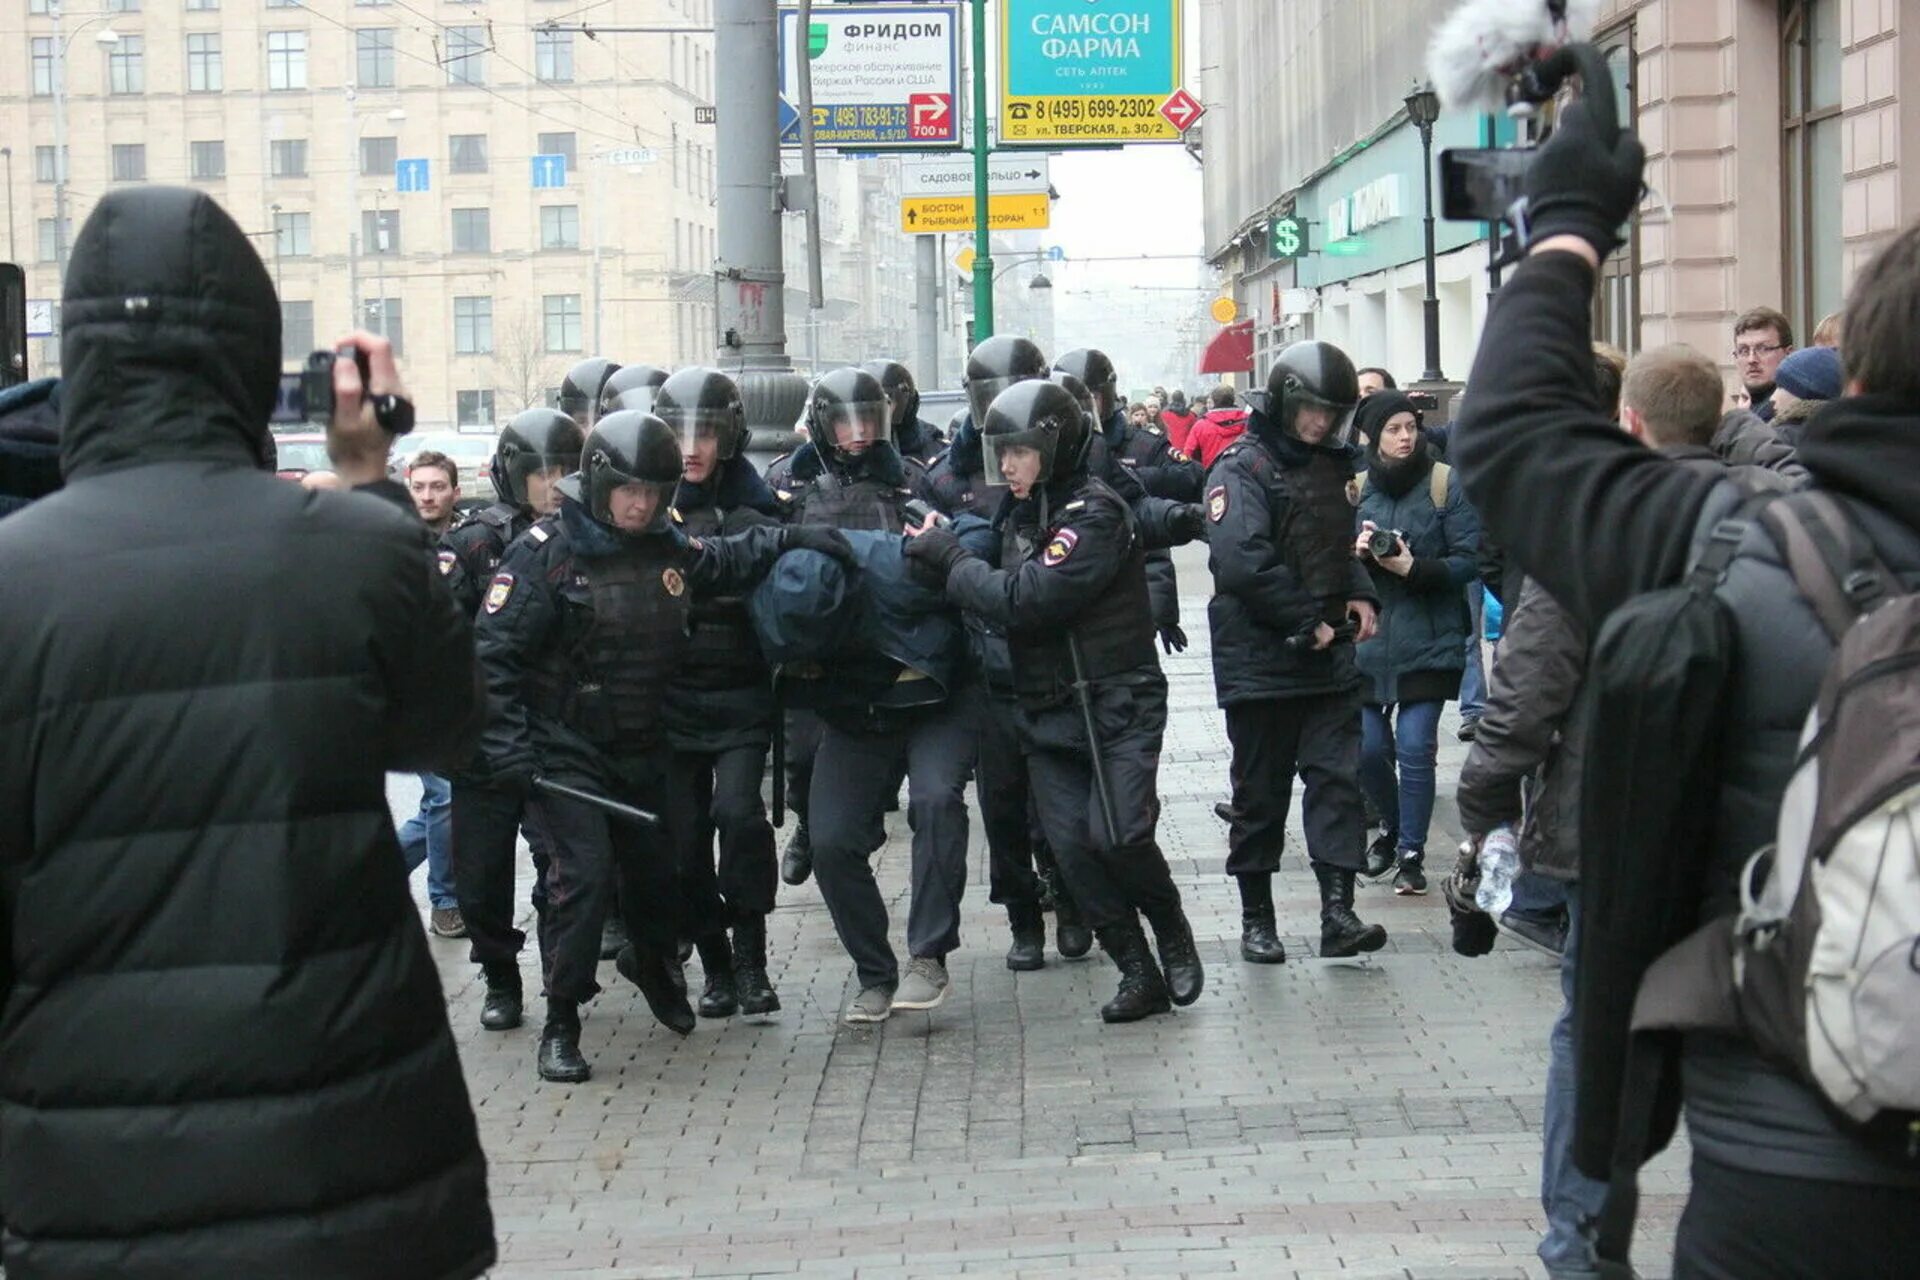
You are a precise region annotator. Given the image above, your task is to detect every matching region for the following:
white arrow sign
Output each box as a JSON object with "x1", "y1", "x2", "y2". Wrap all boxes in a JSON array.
[{"x1": 899, "y1": 155, "x2": 1051, "y2": 197}]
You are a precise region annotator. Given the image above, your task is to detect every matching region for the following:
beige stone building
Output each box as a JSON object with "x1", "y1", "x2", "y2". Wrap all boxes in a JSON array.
[
  {"x1": 1, "y1": 0, "x2": 918, "y2": 427},
  {"x1": 1197, "y1": 0, "x2": 1920, "y2": 387}
]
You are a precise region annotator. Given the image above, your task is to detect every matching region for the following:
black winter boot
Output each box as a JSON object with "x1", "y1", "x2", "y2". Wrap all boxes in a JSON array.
[
  {"x1": 780, "y1": 820, "x2": 813, "y2": 886},
  {"x1": 615, "y1": 944, "x2": 697, "y2": 1035},
  {"x1": 1005, "y1": 903, "x2": 1046, "y2": 971},
  {"x1": 1236, "y1": 873, "x2": 1288, "y2": 965},
  {"x1": 694, "y1": 933, "x2": 738, "y2": 1018},
  {"x1": 599, "y1": 912, "x2": 630, "y2": 961},
  {"x1": 537, "y1": 1000, "x2": 591, "y2": 1083},
  {"x1": 1364, "y1": 831, "x2": 1399, "y2": 880},
  {"x1": 1314, "y1": 862, "x2": 1389, "y2": 958},
  {"x1": 480, "y1": 962, "x2": 524, "y2": 1031},
  {"x1": 1039, "y1": 861, "x2": 1093, "y2": 958},
  {"x1": 1142, "y1": 902, "x2": 1205, "y2": 1006},
  {"x1": 731, "y1": 915, "x2": 781, "y2": 1015},
  {"x1": 1095, "y1": 920, "x2": 1173, "y2": 1024}
]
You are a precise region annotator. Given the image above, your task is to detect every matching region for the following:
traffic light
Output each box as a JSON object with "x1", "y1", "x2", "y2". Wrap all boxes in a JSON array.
[{"x1": 1268, "y1": 215, "x2": 1308, "y2": 260}]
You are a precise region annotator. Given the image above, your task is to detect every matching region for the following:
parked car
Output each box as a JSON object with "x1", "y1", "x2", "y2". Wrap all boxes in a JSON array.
[{"x1": 272, "y1": 432, "x2": 331, "y2": 481}]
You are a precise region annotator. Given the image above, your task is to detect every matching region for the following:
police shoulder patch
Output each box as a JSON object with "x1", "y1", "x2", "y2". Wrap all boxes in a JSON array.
[
  {"x1": 436, "y1": 550, "x2": 457, "y2": 576},
  {"x1": 1207, "y1": 484, "x2": 1229, "y2": 523},
  {"x1": 1040, "y1": 528, "x2": 1080, "y2": 567},
  {"x1": 483, "y1": 572, "x2": 515, "y2": 613}
]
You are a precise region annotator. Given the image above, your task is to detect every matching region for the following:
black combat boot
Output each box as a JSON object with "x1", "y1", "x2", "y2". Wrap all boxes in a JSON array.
[
  {"x1": 616, "y1": 943, "x2": 696, "y2": 1035},
  {"x1": 599, "y1": 912, "x2": 629, "y2": 961},
  {"x1": 1041, "y1": 863, "x2": 1093, "y2": 959},
  {"x1": 1143, "y1": 901, "x2": 1205, "y2": 1006},
  {"x1": 537, "y1": 999, "x2": 591, "y2": 1083},
  {"x1": 780, "y1": 820, "x2": 813, "y2": 886},
  {"x1": 480, "y1": 962, "x2": 524, "y2": 1031},
  {"x1": 1363, "y1": 831, "x2": 1398, "y2": 879},
  {"x1": 1094, "y1": 919, "x2": 1173, "y2": 1024},
  {"x1": 1236, "y1": 873, "x2": 1288, "y2": 965},
  {"x1": 1314, "y1": 861, "x2": 1389, "y2": 958},
  {"x1": 731, "y1": 915, "x2": 781, "y2": 1015},
  {"x1": 1005, "y1": 903, "x2": 1046, "y2": 972},
  {"x1": 694, "y1": 933, "x2": 738, "y2": 1018}
]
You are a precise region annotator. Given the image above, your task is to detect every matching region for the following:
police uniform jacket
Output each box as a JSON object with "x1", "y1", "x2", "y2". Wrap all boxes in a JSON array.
[{"x1": 439, "y1": 500, "x2": 533, "y2": 617}]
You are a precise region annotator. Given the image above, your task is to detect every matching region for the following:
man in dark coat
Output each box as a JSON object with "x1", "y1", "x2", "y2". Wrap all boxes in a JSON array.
[{"x1": 0, "y1": 187, "x2": 496, "y2": 1279}]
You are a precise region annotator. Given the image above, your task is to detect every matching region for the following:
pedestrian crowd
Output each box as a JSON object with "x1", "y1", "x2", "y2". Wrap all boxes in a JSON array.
[{"x1": 3, "y1": 78, "x2": 1919, "y2": 1279}]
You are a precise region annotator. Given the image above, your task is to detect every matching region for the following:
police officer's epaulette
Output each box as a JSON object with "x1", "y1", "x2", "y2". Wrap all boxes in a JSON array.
[
  {"x1": 1062, "y1": 499, "x2": 1087, "y2": 513},
  {"x1": 670, "y1": 507, "x2": 684, "y2": 523},
  {"x1": 525, "y1": 518, "x2": 556, "y2": 545}
]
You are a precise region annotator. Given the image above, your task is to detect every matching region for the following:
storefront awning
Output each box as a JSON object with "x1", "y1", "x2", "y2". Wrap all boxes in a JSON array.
[{"x1": 1199, "y1": 320, "x2": 1255, "y2": 374}]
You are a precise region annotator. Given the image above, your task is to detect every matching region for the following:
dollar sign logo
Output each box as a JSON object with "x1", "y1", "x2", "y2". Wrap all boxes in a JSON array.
[{"x1": 1274, "y1": 220, "x2": 1300, "y2": 257}]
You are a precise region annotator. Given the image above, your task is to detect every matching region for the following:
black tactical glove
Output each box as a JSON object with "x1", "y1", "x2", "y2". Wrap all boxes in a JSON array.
[
  {"x1": 780, "y1": 524, "x2": 858, "y2": 568},
  {"x1": 492, "y1": 757, "x2": 537, "y2": 798},
  {"x1": 902, "y1": 524, "x2": 967, "y2": 588},
  {"x1": 1158, "y1": 623, "x2": 1188, "y2": 654},
  {"x1": 1170, "y1": 502, "x2": 1207, "y2": 545},
  {"x1": 1515, "y1": 91, "x2": 1647, "y2": 260}
]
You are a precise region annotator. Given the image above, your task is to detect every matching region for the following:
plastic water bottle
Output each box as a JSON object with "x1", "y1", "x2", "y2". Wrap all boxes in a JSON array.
[{"x1": 1476, "y1": 826, "x2": 1520, "y2": 916}]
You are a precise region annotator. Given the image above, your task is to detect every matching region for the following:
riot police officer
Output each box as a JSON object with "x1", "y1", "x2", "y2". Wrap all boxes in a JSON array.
[
  {"x1": 1055, "y1": 348, "x2": 1202, "y2": 655},
  {"x1": 1205, "y1": 341, "x2": 1387, "y2": 963},
  {"x1": 473, "y1": 411, "x2": 851, "y2": 1081},
  {"x1": 656, "y1": 367, "x2": 784, "y2": 1018},
  {"x1": 862, "y1": 359, "x2": 944, "y2": 464},
  {"x1": 600, "y1": 363, "x2": 670, "y2": 418},
  {"x1": 443, "y1": 409, "x2": 582, "y2": 1033},
  {"x1": 904, "y1": 378, "x2": 1204, "y2": 1023},
  {"x1": 780, "y1": 366, "x2": 972, "y2": 1024},
  {"x1": 558, "y1": 356, "x2": 621, "y2": 430}
]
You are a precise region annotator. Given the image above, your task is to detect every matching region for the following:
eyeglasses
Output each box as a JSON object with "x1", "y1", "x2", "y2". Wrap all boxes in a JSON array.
[{"x1": 1732, "y1": 342, "x2": 1785, "y2": 361}]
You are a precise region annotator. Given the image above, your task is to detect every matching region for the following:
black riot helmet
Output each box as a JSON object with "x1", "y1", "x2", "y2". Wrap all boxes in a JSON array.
[
  {"x1": 653, "y1": 366, "x2": 746, "y2": 462},
  {"x1": 861, "y1": 359, "x2": 920, "y2": 427},
  {"x1": 1266, "y1": 340, "x2": 1360, "y2": 443},
  {"x1": 1048, "y1": 370, "x2": 1098, "y2": 437},
  {"x1": 981, "y1": 378, "x2": 1089, "y2": 488},
  {"x1": 807, "y1": 366, "x2": 891, "y2": 465},
  {"x1": 558, "y1": 357, "x2": 622, "y2": 429},
  {"x1": 599, "y1": 363, "x2": 670, "y2": 417},
  {"x1": 579, "y1": 410, "x2": 683, "y2": 535},
  {"x1": 1053, "y1": 348, "x2": 1120, "y2": 422},
  {"x1": 490, "y1": 408, "x2": 585, "y2": 510},
  {"x1": 964, "y1": 334, "x2": 1049, "y2": 428}
]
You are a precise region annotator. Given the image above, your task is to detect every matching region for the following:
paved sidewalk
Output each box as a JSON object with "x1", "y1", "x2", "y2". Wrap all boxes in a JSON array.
[{"x1": 396, "y1": 545, "x2": 1688, "y2": 1279}]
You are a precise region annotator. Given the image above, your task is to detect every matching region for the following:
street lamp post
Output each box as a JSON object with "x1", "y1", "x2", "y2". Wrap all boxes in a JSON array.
[
  {"x1": 344, "y1": 94, "x2": 405, "y2": 337},
  {"x1": 1405, "y1": 84, "x2": 1444, "y2": 384},
  {"x1": 51, "y1": 3, "x2": 122, "y2": 287}
]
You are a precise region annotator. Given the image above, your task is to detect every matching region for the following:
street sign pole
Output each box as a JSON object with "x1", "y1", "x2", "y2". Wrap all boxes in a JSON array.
[{"x1": 970, "y1": 0, "x2": 993, "y2": 340}]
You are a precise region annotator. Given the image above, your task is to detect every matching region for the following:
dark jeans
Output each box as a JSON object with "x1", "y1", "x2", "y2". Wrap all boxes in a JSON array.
[
  {"x1": 1541, "y1": 884, "x2": 1605, "y2": 1274},
  {"x1": 783, "y1": 709, "x2": 824, "y2": 823},
  {"x1": 1460, "y1": 585, "x2": 1487, "y2": 721},
  {"x1": 668, "y1": 743, "x2": 777, "y2": 932},
  {"x1": 977, "y1": 690, "x2": 1045, "y2": 909},
  {"x1": 1358, "y1": 699, "x2": 1443, "y2": 857},
  {"x1": 1222, "y1": 692, "x2": 1366, "y2": 874},
  {"x1": 1018, "y1": 677, "x2": 1182, "y2": 931},
  {"x1": 809, "y1": 701, "x2": 974, "y2": 989},
  {"x1": 1672, "y1": 1152, "x2": 1920, "y2": 1279}
]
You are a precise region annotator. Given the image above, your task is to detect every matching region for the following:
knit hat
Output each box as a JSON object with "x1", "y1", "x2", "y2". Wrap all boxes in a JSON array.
[
  {"x1": 1773, "y1": 346, "x2": 1842, "y2": 402},
  {"x1": 1352, "y1": 389, "x2": 1421, "y2": 445}
]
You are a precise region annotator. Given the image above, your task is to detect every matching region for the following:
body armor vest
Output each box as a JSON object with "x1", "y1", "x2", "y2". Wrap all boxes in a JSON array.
[
  {"x1": 1274, "y1": 448, "x2": 1361, "y2": 601},
  {"x1": 676, "y1": 504, "x2": 765, "y2": 686},
  {"x1": 794, "y1": 470, "x2": 911, "y2": 532}
]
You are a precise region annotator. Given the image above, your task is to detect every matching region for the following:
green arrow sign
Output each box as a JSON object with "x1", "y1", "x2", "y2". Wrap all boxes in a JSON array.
[{"x1": 1269, "y1": 215, "x2": 1308, "y2": 259}]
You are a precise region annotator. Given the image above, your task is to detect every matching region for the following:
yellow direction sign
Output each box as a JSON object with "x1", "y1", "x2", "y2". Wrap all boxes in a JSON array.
[
  {"x1": 1210, "y1": 296, "x2": 1238, "y2": 324},
  {"x1": 901, "y1": 193, "x2": 1050, "y2": 235}
]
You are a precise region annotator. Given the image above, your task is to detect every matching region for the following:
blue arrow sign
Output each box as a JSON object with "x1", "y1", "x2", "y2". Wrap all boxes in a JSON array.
[
  {"x1": 531, "y1": 154, "x2": 568, "y2": 189},
  {"x1": 1046, "y1": 245, "x2": 1066, "y2": 262},
  {"x1": 776, "y1": 96, "x2": 801, "y2": 142},
  {"x1": 394, "y1": 157, "x2": 430, "y2": 193}
]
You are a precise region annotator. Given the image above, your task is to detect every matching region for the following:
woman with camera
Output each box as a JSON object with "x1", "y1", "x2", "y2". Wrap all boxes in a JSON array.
[{"x1": 1350, "y1": 391, "x2": 1481, "y2": 894}]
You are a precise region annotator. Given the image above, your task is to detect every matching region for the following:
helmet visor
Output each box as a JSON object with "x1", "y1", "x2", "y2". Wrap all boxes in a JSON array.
[
  {"x1": 502, "y1": 443, "x2": 582, "y2": 506},
  {"x1": 662, "y1": 406, "x2": 742, "y2": 461},
  {"x1": 967, "y1": 375, "x2": 1023, "y2": 429},
  {"x1": 821, "y1": 400, "x2": 890, "y2": 452},
  {"x1": 1287, "y1": 392, "x2": 1355, "y2": 446},
  {"x1": 982, "y1": 428, "x2": 1053, "y2": 489},
  {"x1": 589, "y1": 462, "x2": 677, "y2": 534}
]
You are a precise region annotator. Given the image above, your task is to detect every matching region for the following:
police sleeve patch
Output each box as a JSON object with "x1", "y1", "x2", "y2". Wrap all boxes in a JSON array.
[
  {"x1": 1207, "y1": 484, "x2": 1229, "y2": 522},
  {"x1": 1040, "y1": 528, "x2": 1080, "y2": 567},
  {"x1": 483, "y1": 572, "x2": 515, "y2": 614},
  {"x1": 436, "y1": 550, "x2": 457, "y2": 576}
]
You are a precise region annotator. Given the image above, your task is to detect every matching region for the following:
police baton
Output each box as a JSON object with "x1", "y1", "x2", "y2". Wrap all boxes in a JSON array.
[
  {"x1": 532, "y1": 777, "x2": 659, "y2": 827},
  {"x1": 1067, "y1": 633, "x2": 1123, "y2": 853}
]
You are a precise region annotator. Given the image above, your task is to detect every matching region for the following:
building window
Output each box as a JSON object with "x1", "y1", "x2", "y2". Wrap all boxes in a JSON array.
[
  {"x1": 274, "y1": 210, "x2": 311, "y2": 257},
  {"x1": 1783, "y1": 0, "x2": 1844, "y2": 340},
  {"x1": 450, "y1": 207, "x2": 490, "y2": 253},
  {"x1": 539, "y1": 204, "x2": 580, "y2": 249},
  {"x1": 453, "y1": 296, "x2": 493, "y2": 354},
  {"x1": 186, "y1": 33, "x2": 222, "y2": 92},
  {"x1": 457, "y1": 389, "x2": 495, "y2": 427},
  {"x1": 449, "y1": 133, "x2": 488, "y2": 174},
  {"x1": 108, "y1": 35, "x2": 145, "y2": 94},
  {"x1": 536, "y1": 131, "x2": 576, "y2": 170},
  {"x1": 355, "y1": 0, "x2": 393, "y2": 6},
  {"x1": 543, "y1": 294, "x2": 582, "y2": 352},
  {"x1": 446, "y1": 26, "x2": 486, "y2": 86},
  {"x1": 359, "y1": 135, "x2": 397, "y2": 176},
  {"x1": 112, "y1": 144, "x2": 147, "y2": 182},
  {"x1": 281, "y1": 300, "x2": 314, "y2": 364},
  {"x1": 1592, "y1": 28, "x2": 1639, "y2": 355},
  {"x1": 267, "y1": 32, "x2": 307, "y2": 90},
  {"x1": 266, "y1": 0, "x2": 300, "y2": 7},
  {"x1": 31, "y1": 38, "x2": 55, "y2": 97},
  {"x1": 270, "y1": 138, "x2": 308, "y2": 178},
  {"x1": 361, "y1": 208, "x2": 401, "y2": 255},
  {"x1": 367, "y1": 298, "x2": 404, "y2": 355},
  {"x1": 105, "y1": 0, "x2": 140, "y2": 12},
  {"x1": 535, "y1": 30, "x2": 574, "y2": 83},
  {"x1": 29, "y1": 0, "x2": 50, "y2": 14},
  {"x1": 190, "y1": 141, "x2": 226, "y2": 180},
  {"x1": 185, "y1": 0, "x2": 219, "y2": 11},
  {"x1": 34, "y1": 146, "x2": 65, "y2": 183},
  {"x1": 37, "y1": 218, "x2": 72, "y2": 264},
  {"x1": 356, "y1": 29, "x2": 395, "y2": 89}
]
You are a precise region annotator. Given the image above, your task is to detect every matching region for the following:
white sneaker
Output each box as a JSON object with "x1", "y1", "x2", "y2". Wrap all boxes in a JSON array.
[
  {"x1": 843, "y1": 984, "x2": 894, "y2": 1025},
  {"x1": 890, "y1": 956, "x2": 949, "y2": 1011}
]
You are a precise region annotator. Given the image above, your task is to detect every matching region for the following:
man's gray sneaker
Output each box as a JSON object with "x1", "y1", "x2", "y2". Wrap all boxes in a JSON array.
[
  {"x1": 890, "y1": 956, "x2": 949, "y2": 1011},
  {"x1": 843, "y1": 984, "x2": 894, "y2": 1025}
]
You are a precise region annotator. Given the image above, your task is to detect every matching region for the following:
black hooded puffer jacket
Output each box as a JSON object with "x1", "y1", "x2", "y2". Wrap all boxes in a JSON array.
[{"x1": 0, "y1": 188, "x2": 495, "y2": 1280}]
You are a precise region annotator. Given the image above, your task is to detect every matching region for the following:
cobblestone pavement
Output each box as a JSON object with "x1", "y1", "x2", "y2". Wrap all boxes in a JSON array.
[{"x1": 395, "y1": 545, "x2": 1689, "y2": 1279}]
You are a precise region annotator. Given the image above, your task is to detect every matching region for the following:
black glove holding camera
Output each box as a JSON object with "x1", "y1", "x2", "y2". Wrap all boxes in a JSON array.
[{"x1": 1515, "y1": 85, "x2": 1646, "y2": 260}]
